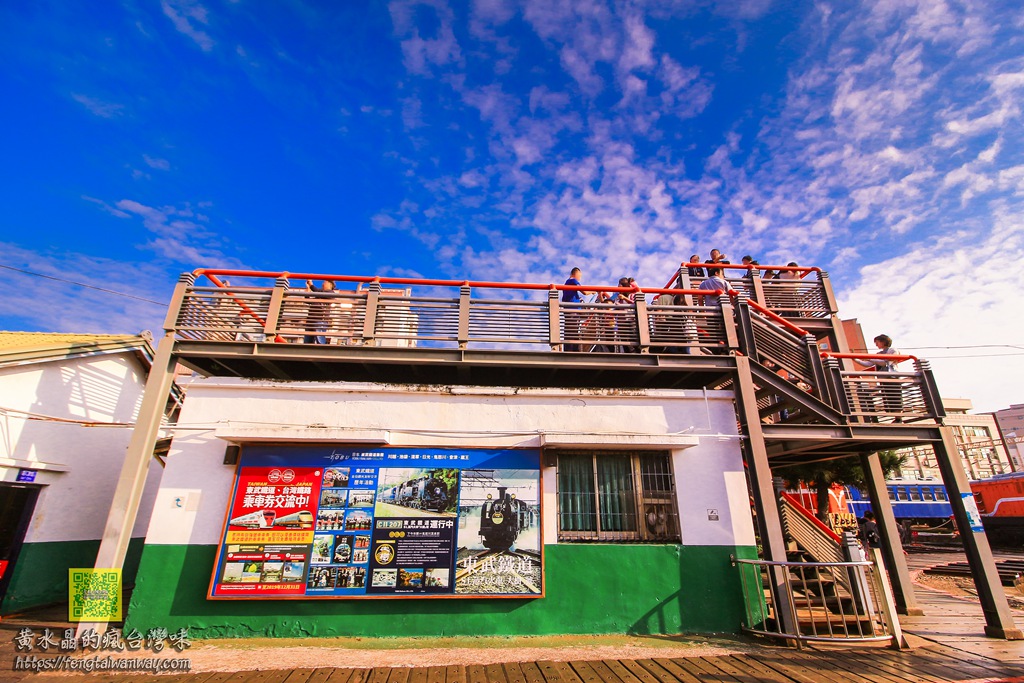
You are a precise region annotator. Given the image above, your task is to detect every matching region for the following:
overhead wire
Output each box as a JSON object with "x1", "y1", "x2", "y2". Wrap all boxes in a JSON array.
[{"x1": 0, "y1": 263, "x2": 166, "y2": 306}]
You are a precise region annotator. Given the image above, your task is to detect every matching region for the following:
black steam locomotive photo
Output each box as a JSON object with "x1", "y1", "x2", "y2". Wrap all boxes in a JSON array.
[
  {"x1": 479, "y1": 486, "x2": 534, "y2": 550},
  {"x1": 379, "y1": 470, "x2": 457, "y2": 514}
]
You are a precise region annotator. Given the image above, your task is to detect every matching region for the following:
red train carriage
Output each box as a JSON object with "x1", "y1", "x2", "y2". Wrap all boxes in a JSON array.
[{"x1": 971, "y1": 472, "x2": 1024, "y2": 545}]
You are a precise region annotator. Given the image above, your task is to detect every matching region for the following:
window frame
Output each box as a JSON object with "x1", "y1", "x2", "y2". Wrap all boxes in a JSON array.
[{"x1": 553, "y1": 450, "x2": 681, "y2": 543}]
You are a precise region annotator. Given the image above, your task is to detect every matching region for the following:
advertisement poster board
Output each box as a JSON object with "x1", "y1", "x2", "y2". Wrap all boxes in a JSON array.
[{"x1": 209, "y1": 446, "x2": 542, "y2": 599}]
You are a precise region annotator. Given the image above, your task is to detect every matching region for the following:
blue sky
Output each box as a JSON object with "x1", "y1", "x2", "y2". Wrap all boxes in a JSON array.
[{"x1": 1, "y1": 0, "x2": 1022, "y2": 412}]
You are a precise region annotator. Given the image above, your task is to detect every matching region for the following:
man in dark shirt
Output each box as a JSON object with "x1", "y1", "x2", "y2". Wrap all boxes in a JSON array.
[
  {"x1": 562, "y1": 267, "x2": 591, "y2": 351},
  {"x1": 861, "y1": 511, "x2": 882, "y2": 549},
  {"x1": 686, "y1": 254, "x2": 705, "y2": 279}
]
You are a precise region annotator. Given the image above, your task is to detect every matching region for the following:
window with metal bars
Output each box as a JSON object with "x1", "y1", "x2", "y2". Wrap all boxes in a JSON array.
[{"x1": 554, "y1": 451, "x2": 681, "y2": 543}]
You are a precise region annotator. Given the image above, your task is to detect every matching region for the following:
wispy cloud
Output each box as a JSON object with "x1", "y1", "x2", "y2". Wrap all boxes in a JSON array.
[
  {"x1": 161, "y1": 0, "x2": 214, "y2": 51},
  {"x1": 143, "y1": 155, "x2": 171, "y2": 170},
  {"x1": 111, "y1": 199, "x2": 245, "y2": 267},
  {"x1": 838, "y1": 206, "x2": 1024, "y2": 413},
  {"x1": 0, "y1": 242, "x2": 171, "y2": 334},
  {"x1": 71, "y1": 93, "x2": 124, "y2": 118}
]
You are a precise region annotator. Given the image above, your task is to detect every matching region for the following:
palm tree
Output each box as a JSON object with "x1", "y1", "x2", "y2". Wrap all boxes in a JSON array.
[{"x1": 778, "y1": 451, "x2": 906, "y2": 521}]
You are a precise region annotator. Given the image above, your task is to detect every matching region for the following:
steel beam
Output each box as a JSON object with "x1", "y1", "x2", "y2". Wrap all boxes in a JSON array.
[
  {"x1": 860, "y1": 451, "x2": 922, "y2": 616},
  {"x1": 733, "y1": 355, "x2": 797, "y2": 635},
  {"x1": 934, "y1": 425, "x2": 1023, "y2": 639},
  {"x1": 77, "y1": 331, "x2": 178, "y2": 636}
]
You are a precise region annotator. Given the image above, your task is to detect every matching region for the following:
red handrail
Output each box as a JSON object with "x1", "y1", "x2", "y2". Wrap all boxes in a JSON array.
[
  {"x1": 662, "y1": 262, "x2": 821, "y2": 289},
  {"x1": 780, "y1": 491, "x2": 843, "y2": 543},
  {"x1": 746, "y1": 299, "x2": 810, "y2": 337},
  {"x1": 193, "y1": 268, "x2": 733, "y2": 298},
  {"x1": 204, "y1": 273, "x2": 285, "y2": 343},
  {"x1": 820, "y1": 352, "x2": 918, "y2": 364}
]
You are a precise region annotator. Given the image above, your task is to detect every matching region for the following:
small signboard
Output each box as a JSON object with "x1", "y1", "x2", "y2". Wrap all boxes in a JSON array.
[
  {"x1": 961, "y1": 493, "x2": 985, "y2": 533},
  {"x1": 16, "y1": 469, "x2": 36, "y2": 483}
]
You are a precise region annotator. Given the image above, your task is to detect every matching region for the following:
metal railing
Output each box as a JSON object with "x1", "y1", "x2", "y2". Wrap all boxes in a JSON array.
[
  {"x1": 172, "y1": 271, "x2": 743, "y2": 355},
  {"x1": 163, "y1": 269, "x2": 945, "y2": 425},
  {"x1": 664, "y1": 263, "x2": 837, "y2": 319},
  {"x1": 733, "y1": 557, "x2": 898, "y2": 647},
  {"x1": 821, "y1": 354, "x2": 943, "y2": 424}
]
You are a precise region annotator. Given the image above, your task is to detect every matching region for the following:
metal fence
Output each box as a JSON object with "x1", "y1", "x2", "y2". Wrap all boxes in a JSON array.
[
  {"x1": 733, "y1": 557, "x2": 898, "y2": 647},
  {"x1": 168, "y1": 271, "x2": 942, "y2": 425},
  {"x1": 839, "y1": 370, "x2": 930, "y2": 422}
]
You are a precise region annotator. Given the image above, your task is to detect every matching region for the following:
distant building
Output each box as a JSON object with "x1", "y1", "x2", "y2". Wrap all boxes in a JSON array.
[
  {"x1": 894, "y1": 398, "x2": 1013, "y2": 481},
  {"x1": 991, "y1": 403, "x2": 1024, "y2": 472},
  {"x1": 0, "y1": 332, "x2": 179, "y2": 614}
]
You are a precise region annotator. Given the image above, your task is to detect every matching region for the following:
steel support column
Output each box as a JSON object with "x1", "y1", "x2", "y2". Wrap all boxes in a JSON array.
[
  {"x1": 78, "y1": 330, "x2": 178, "y2": 636},
  {"x1": 734, "y1": 355, "x2": 797, "y2": 635},
  {"x1": 934, "y1": 425, "x2": 1022, "y2": 639},
  {"x1": 860, "y1": 451, "x2": 922, "y2": 615}
]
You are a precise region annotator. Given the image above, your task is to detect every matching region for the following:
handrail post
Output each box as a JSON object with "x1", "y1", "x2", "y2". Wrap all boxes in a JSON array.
[
  {"x1": 162, "y1": 272, "x2": 196, "y2": 333},
  {"x1": 805, "y1": 334, "x2": 829, "y2": 402},
  {"x1": 677, "y1": 268, "x2": 695, "y2": 306},
  {"x1": 749, "y1": 268, "x2": 766, "y2": 307},
  {"x1": 548, "y1": 289, "x2": 561, "y2": 351},
  {"x1": 264, "y1": 276, "x2": 289, "y2": 339},
  {"x1": 733, "y1": 294, "x2": 757, "y2": 358},
  {"x1": 720, "y1": 293, "x2": 739, "y2": 351},
  {"x1": 634, "y1": 292, "x2": 651, "y2": 353},
  {"x1": 824, "y1": 357, "x2": 851, "y2": 417},
  {"x1": 362, "y1": 282, "x2": 381, "y2": 346},
  {"x1": 458, "y1": 285, "x2": 471, "y2": 350},
  {"x1": 819, "y1": 270, "x2": 839, "y2": 315},
  {"x1": 869, "y1": 547, "x2": 909, "y2": 649},
  {"x1": 917, "y1": 359, "x2": 946, "y2": 420}
]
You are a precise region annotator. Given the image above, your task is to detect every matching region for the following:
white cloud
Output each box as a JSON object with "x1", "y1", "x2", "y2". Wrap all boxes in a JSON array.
[
  {"x1": 0, "y1": 242, "x2": 171, "y2": 334},
  {"x1": 71, "y1": 94, "x2": 124, "y2": 118},
  {"x1": 143, "y1": 155, "x2": 171, "y2": 170},
  {"x1": 161, "y1": 0, "x2": 214, "y2": 51},
  {"x1": 389, "y1": 0, "x2": 463, "y2": 75},
  {"x1": 838, "y1": 209, "x2": 1024, "y2": 413},
  {"x1": 84, "y1": 198, "x2": 246, "y2": 268}
]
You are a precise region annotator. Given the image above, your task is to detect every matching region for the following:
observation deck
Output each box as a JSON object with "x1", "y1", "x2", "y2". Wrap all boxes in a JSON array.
[{"x1": 162, "y1": 264, "x2": 948, "y2": 465}]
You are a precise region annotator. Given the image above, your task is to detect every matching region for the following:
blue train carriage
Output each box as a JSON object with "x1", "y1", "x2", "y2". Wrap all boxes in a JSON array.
[{"x1": 846, "y1": 479, "x2": 952, "y2": 528}]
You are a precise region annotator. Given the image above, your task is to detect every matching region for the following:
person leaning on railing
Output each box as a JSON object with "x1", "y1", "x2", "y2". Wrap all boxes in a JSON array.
[
  {"x1": 303, "y1": 279, "x2": 336, "y2": 345},
  {"x1": 697, "y1": 268, "x2": 728, "y2": 307},
  {"x1": 853, "y1": 334, "x2": 903, "y2": 420},
  {"x1": 561, "y1": 267, "x2": 593, "y2": 352}
]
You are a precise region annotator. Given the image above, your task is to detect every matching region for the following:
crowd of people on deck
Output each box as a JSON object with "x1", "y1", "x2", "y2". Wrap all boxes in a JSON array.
[
  {"x1": 560, "y1": 249, "x2": 805, "y2": 314},
  {"x1": 293, "y1": 251, "x2": 897, "y2": 364}
]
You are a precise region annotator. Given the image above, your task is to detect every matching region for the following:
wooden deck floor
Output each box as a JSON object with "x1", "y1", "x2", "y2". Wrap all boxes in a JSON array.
[
  {"x1": 16, "y1": 551, "x2": 1024, "y2": 683},
  {"x1": 23, "y1": 645, "x2": 1024, "y2": 683},
  {"x1": 903, "y1": 550, "x2": 1024, "y2": 663}
]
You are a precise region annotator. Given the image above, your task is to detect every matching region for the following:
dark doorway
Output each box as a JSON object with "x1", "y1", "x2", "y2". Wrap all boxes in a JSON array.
[{"x1": 0, "y1": 483, "x2": 40, "y2": 602}]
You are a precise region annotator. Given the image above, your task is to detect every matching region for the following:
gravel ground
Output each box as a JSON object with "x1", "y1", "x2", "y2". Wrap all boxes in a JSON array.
[
  {"x1": 914, "y1": 571, "x2": 1024, "y2": 609},
  {"x1": 180, "y1": 634, "x2": 754, "y2": 672},
  {"x1": 0, "y1": 617, "x2": 755, "y2": 678}
]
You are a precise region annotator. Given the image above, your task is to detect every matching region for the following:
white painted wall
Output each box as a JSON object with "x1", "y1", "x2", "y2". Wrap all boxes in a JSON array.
[
  {"x1": 0, "y1": 352, "x2": 162, "y2": 542},
  {"x1": 149, "y1": 378, "x2": 756, "y2": 548}
]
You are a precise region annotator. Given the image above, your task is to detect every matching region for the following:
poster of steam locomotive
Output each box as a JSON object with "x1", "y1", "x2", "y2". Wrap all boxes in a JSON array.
[
  {"x1": 209, "y1": 446, "x2": 542, "y2": 599},
  {"x1": 455, "y1": 469, "x2": 541, "y2": 595}
]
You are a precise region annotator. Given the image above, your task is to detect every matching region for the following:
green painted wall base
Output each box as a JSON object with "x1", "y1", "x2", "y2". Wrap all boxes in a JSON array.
[
  {"x1": 1, "y1": 537, "x2": 146, "y2": 615},
  {"x1": 125, "y1": 543, "x2": 758, "y2": 638}
]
